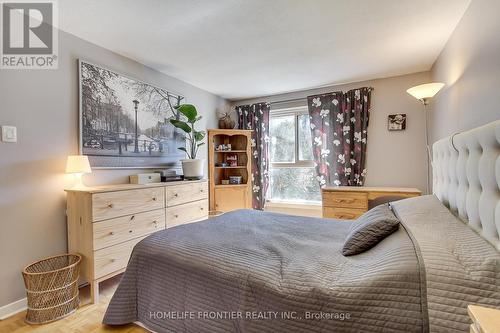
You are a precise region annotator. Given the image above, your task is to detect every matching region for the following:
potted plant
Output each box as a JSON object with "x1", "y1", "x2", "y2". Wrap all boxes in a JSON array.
[{"x1": 170, "y1": 104, "x2": 206, "y2": 180}]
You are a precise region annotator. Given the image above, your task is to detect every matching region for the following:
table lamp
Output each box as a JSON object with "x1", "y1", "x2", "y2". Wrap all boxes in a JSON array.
[{"x1": 66, "y1": 155, "x2": 92, "y2": 188}]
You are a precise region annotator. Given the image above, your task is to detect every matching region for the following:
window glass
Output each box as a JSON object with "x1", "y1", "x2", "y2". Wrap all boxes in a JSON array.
[
  {"x1": 269, "y1": 167, "x2": 321, "y2": 202},
  {"x1": 298, "y1": 114, "x2": 313, "y2": 161},
  {"x1": 269, "y1": 116, "x2": 295, "y2": 162}
]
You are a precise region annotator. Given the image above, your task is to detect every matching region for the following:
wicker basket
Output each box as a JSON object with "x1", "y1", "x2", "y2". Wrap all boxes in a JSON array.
[{"x1": 22, "y1": 254, "x2": 81, "y2": 324}]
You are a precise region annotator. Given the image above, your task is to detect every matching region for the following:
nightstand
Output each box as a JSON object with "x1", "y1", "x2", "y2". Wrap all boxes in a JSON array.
[
  {"x1": 468, "y1": 305, "x2": 500, "y2": 333},
  {"x1": 321, "y1": 186, "x2": 421, "y2": 219}
]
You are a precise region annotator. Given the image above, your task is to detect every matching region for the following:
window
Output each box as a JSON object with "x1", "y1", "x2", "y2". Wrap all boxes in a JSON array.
[{"x1": 268, "y1": 107, "x2": 321, "y2": 203}]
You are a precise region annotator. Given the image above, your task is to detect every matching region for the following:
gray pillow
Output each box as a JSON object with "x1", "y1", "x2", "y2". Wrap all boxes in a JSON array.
[{"x1": 342, "y1": 204, "x2": 400, "y2": 256}]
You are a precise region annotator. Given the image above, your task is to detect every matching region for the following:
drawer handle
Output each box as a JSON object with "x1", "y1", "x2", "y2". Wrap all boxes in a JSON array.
[
  {"x1": 130, "y1": 215, "x2": 135, "y2": 221},
  {"x1": 152, "y1": 197, "x2": 157, "y2": 201},
  {"x1": 153, "y1": 221, "x2": 158, "y2": 227},
  {"x1": 109, "y1": 231, "x2": 114, "y2": 236},
  {"x1": 174, "y1": 193, "x2": 178, "y2": 197},
  {"x1": 200, "y1": 189, "x2": 204, "y2": 193},
  {"x1": 200, "y1": 207, "x2": 204, "y2": 211},
  {"x1": 108, "y1": 203, "x2": 114, "y2": 208},
  {"x1": 174, "y1": 214, "x2": 179, "y2": 218},
  {"x1": 334, "y1": 198, "x2": 356, "y2": 204},
  {"x1": 129, "y1": 230, "x2": 133, "y2": 233},
  {"x1": 110, "y1": 258, "x2": 116, "y2": 262}
]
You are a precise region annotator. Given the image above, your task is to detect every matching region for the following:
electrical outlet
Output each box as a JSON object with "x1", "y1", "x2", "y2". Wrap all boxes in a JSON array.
[{"x1": 1, "y1": 126, "x2": 17, "y2": 143}]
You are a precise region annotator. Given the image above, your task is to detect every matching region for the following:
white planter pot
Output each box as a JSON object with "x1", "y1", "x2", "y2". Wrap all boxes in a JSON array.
[{"x1": 181, "y1": 159, "x2": 205, "y2": 180}]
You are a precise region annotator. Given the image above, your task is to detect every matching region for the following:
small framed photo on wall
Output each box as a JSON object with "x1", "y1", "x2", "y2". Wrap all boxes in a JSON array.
[{"x1": 388, "y1": 114, "x2": 406, "y2": 131}]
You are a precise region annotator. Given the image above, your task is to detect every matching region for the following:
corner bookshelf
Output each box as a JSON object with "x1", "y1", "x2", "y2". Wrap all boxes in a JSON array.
[{"x1": 208, "y1": 129, "x2": 253, "y2": 212}]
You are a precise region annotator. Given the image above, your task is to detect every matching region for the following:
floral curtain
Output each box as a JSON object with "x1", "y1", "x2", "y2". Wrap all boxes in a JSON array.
[
  {"x1": 237, "y1": 102, "x2": 270, "y2": 210},
  {"x1": 307, "y1": 87, "x2": 372, "y2": 188}
]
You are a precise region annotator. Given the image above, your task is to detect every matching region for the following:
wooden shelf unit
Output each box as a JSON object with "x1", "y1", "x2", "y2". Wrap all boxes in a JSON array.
[{"x1": 208, "y1": 129, "x2": 253, "y2": 212}]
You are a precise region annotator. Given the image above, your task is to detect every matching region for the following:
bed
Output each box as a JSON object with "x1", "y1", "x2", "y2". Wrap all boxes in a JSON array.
[{"x1": 104, "y1": 120, "x2": 500, "y2": 332}]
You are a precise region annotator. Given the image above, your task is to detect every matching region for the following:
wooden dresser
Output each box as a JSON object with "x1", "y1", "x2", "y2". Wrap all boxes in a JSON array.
[
  {"x1": 65, "y1": 180, "x2": 208, "y2": 303},
  {"x1": 322, "y1": 186, "x2": 421, "y2": 219}
]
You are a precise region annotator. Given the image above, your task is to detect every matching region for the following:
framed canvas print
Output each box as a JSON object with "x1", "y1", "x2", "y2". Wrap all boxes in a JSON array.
[
  {"x1": 388, "y1": 114, "x2": 406, "y2": 131},
  {"x1": 79, "y1": 60, "x2": 186, "y2": 168}
]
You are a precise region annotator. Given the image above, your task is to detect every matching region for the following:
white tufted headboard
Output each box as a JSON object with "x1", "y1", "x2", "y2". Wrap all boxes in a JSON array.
[{"x1": 433, "y1": 120, "x2": 500, "y2": 251}]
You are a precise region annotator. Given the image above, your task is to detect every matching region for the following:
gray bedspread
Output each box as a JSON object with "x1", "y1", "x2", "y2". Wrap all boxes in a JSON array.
[
  {"x1": 104, "y1": 208, "x2": 427, "y2": 332},
  {"x1": 391, "y1": 195, "x2": 500, "y2": 332}
]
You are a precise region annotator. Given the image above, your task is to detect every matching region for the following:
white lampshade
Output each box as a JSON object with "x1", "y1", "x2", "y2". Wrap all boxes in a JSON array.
[
  {"x1": 407, "y1": 83, "x2": 445, "y2": 100},
  {"x1": 66, "y1": 155, "x2": 92, "y2": 174}
]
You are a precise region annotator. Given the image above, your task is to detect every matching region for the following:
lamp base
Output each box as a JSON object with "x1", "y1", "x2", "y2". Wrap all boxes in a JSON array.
[{"x1": 70, "y1": 173, "x2": 87, "y2": 189}]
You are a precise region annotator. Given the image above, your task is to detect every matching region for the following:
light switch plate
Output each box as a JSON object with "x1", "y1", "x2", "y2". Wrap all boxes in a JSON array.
[{"x1": 1, "y1": 126, "x2": 17, "y2": 143}]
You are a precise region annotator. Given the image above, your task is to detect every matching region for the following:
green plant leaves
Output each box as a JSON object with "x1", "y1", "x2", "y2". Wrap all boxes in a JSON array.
[
  {"x1": 171, "y1": 104, "x2": 205, "y2": 159},
  {"x1": 170, "y1": 119, "x2": 191, "y2": 133},
  {"x1": 174, "y1": 104, "x2": 198, "y2": 122},
  {"x1": 177, "y1": 146, "x2": 190, "y2": 158},
  {"x1": 194, "y1": 130, "x2": 206, "y2": 141}
]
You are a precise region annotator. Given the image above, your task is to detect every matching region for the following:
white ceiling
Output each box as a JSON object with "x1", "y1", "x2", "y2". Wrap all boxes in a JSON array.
[{"x1": 58, "y1": 0, "x2": 470, "y2": 100}]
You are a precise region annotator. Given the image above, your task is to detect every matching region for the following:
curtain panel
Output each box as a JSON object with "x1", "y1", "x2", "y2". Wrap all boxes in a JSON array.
[
  {"x1": 236, "y1": 102, "x2": 270, "y2": 210},
  {"x1": 307, "y1": 87, "x2": 372, "y2": 188}
]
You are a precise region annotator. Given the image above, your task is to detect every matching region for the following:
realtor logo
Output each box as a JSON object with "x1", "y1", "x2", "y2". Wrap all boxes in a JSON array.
[{"x1": 1, "y1": 0, "x2": 58, "y2": 69}]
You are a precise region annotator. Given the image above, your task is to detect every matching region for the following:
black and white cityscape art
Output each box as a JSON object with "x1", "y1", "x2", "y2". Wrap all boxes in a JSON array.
[{"x1": 79, "y1": 60, "x2": 185, "y2": 167}]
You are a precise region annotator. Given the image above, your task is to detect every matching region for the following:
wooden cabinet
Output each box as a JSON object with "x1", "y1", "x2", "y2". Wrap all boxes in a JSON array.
[
  {"x1": 322, "y1": 186, "x2": 421, "y2": 219},
  {"x1": 208, "y1": 129, "x2": 252, "y2": 212},
  {"x1": 65, "y1": 180, "x2": 208, "y2": 303},
  {"x1": 214, "y1": 186, "x2": 250, "y2": 212}
]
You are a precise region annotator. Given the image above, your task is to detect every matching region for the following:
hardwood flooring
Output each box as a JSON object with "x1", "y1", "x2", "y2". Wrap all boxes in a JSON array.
[{"x1": 0, "y1": 275, "x2": 147, "y2": 333}]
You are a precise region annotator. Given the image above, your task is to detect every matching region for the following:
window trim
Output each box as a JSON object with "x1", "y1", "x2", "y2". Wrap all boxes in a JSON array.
[
  {"x1": 269, "y1": 106, "x2": 314, "y2": 168},
  {"x1": 267, "y1": 106, "x2": 320, "y2": 204}
]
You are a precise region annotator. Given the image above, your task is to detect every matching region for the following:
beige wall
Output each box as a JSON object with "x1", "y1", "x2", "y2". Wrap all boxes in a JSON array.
[
  {"x1": 430, "y1": 0, "x2": 500, "y2": 142},
  {"x1": 0, "y1": 30, "x2": 227, "y2": 308},
  {"x1": 233, "y1": 71, "x2": 431, "y2": 194}
]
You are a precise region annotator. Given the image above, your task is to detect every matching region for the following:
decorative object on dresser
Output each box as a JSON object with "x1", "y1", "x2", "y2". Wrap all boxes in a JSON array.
[
  {"x1": 65, "y1": 179, "x2": 208, "y2": 304},
  {"x1": 322, "y1": 186, "x2": 421, "y2": 219},
  {"x1": 158, "y1": 169, "x2": 184, "y2": 182},
  {"x1": 468, "y1": 305, "x2": 500, "y2": 333},
  {"x1": 65, "y1": 155, "x2": 92, "y2": 189},
  {"x1": 129, "y1": 172, "x2": 161, "y2": 184},
  {"x1": 208, "y1": 129, "x2": 252, "y2": 212},
  {"x1": 169, "y1": 104, "x2": 206, "y2": 180}
]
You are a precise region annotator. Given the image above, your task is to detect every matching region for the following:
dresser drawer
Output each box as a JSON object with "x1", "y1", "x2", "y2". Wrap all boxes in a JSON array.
[
  {"x1": 92, "y1": 187, "x2": 165, "y2": 221},
  {"x1": 94, "y1": 236, "x2": 146, "y2": 279},
  {"x1": 323, "y1": 207, "x2": 365, "y2": 220},
  {"x1": 322, "y1": 191, "x2": 368, "y2": 209},
  {"x1": 93, "y1": 209, "x2": 165, "y2": 250},
  {"x1": 166, "y1": 199, "x2": 208, "y2": 227},
  {"x1": 166, "y1": 182, "x2": 208, "y2": 207}
]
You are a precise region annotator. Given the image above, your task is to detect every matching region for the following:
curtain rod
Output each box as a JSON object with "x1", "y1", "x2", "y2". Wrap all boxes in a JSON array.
[
  {"x1": 270, "y1": 97, "x2": 306, "y2": 105},
  {"x1": 269, "y1": 87, "x2": 374, "y2": 105}
]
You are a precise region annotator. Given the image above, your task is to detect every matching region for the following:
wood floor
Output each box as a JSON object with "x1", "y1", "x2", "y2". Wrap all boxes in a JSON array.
[{"x1": 0, "y1": 275, "x2": 147, "y2": 333}]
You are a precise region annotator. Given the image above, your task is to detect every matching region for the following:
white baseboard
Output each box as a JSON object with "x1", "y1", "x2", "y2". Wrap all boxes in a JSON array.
[{"x1": 0, "y1": 298, "x2": 27, "y2": 320}]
